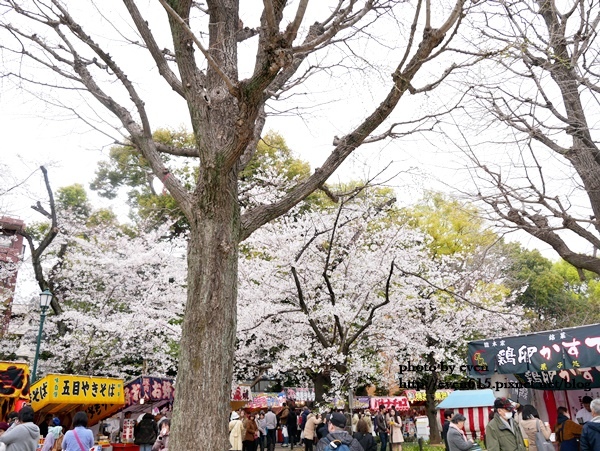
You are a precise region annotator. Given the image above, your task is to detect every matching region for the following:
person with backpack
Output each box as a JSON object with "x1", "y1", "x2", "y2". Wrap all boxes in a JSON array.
[
  {"x1": 134, "y1": 413, "x2": 158, "y2": 451},
  {"x1": 555, "y1": 406, "x2": 582, "y2": 451},
  {"x1": 315, "y1": 412, "x2": 363, "y2": 451},
  {"x1": 41, "y1": 418, "x2": 63, "y2": 451}
]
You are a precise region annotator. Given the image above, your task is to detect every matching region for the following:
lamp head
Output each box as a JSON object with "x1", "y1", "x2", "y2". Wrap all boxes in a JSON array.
[{"x1": 39, "y1": 290, "x2": 53, "y2": 308}]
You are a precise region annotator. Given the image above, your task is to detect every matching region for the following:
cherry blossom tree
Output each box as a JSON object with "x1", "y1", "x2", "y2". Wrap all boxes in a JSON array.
[
  {"x1": 1, "y1": 179, "x2": 187, "y2": 378},
  {"x1": 38, "y1": 219, "x2": 186, "y2": 378},
  {"x1": 236, "y1": 190, "x2": 525, "y2": 443},
  {"x1": 0, "y1": 1, "x2": 475, "y2": 446}
]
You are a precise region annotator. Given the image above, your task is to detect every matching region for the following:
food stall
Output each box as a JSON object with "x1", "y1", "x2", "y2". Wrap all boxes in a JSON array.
[
  {"x1": 103, "y1": 376, "x2": 175, "y2": 449},
  {"x1": 467, "y1": 323, "x2": 600, "y2": 428},
  {"x1": 0, "y1": 362, "x2": 30, "y2": 420},
  {"x1": 31, "y1": 373, "x2": 125, "y2": 449},
  {"x1": 122, "y1": 376, "x2": 174, "y2": 416},
  {"x1": 231, "y1": 383, "x2": 252, "y2": 411},
  {"x1": 436, "y1": 389, "x2": 496, "y2": 440}
]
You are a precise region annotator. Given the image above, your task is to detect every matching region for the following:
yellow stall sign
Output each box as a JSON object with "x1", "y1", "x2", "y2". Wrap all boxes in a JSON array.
[
  {"x1": 0, "y1": 362, "x2": 30, "y2": 418},
  {"x1": 31, "y1": 374, "x2": 125, "y2": 425}
]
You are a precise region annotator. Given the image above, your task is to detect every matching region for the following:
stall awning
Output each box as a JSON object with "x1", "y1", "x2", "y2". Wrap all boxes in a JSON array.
[
  {"x1": 122, "y1": 376, "x2": 174, "y2": 415},
  {"x1": 467, "y1": 323, "x2": 600, "y2": 389},
  {"x1": 436, "y1": 390, "x2": 495, "y2": 409},
  {"x1": 31, "y1": 374, "x2": 125, "y2": 425}
]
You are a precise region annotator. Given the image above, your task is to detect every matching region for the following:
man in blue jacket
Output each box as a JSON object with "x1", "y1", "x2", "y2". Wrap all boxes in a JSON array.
[{"x1": 580, "y1": 398, "x2": 600, "y2": 451}]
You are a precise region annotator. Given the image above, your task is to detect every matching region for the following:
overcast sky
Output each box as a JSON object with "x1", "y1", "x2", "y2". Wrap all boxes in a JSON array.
[{"x1": 0, "y1": 0, "x2": 574, "y2": 264}]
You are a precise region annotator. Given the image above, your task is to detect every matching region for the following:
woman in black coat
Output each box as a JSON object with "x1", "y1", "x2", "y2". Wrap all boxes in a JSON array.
[{"x1": 353, "y1": 419, "x2": 377, "y2": 451}]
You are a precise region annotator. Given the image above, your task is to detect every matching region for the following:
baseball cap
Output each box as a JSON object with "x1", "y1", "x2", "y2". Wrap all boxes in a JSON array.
[
  {"x1": 330, "y1": 412, "x2": 347, "y2": 428},
  {"x1": 493, "y1": 397, "x2": 514, "y2": 411}
]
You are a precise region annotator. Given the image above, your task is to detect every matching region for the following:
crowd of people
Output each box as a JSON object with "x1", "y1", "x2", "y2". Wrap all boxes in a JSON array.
[
  {"x1": 438, "y1": 395, "x2": 600, "y2": 451},
  {"x1": 0, "y1": 406, "x2": 171, "y2": 451},
  {"x1": 229, "y1": 395, "x2": 600, "y2": 451},
  {"x1": 229, "y1": 403, "x2": 416, "y2": 451}
]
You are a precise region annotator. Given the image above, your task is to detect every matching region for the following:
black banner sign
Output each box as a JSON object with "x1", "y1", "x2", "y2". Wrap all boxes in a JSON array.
[{"x1": 467, "y1": 324, "x2": 600, "y2": 377}]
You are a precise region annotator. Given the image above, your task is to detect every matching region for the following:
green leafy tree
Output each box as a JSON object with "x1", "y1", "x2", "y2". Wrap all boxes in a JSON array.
[
  {"x1": 507, "y1": 246, "x2": 600, "y2": 331},
  {"x1": 398, "y1": 193, "x2": 520, "y2": 443},
  {"x1": 56, "y1": 184, "x2": 92, "y2": 219}
]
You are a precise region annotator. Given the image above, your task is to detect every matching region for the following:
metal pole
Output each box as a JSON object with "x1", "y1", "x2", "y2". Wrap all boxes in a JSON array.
[{"x1": 31, "y1": 305, "x2": 48, "y2": 382}]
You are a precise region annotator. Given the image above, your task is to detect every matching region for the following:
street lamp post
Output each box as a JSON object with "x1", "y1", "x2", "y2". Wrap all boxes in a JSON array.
[{"x1": 32, "y1": 289, "x2": 52, "y2": 382}]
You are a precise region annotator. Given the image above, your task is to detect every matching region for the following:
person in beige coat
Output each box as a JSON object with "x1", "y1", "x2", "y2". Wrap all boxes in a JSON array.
[
  {"x1": 303, "y1": 413, "x2": 322, "y2": 451},
  {"x1": 519, "y1": 405, "x2": 551, "y2": 451},
  {"x1": 229, "y1": 412, "x2": 244, "y2": 451},
  {"x1": 388, "y1": 407, "x2": 404, "y2": 451}
]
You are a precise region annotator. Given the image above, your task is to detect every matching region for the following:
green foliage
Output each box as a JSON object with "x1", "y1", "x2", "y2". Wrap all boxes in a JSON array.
[
  {"x1": 57, "y1": 184, "x2": 91, "y2": 218},
  {"x1": 240, "y1": 130, "x2": 310, "y2": 182},
  {"x1": 87, "y1": 208, "x2": 118, "y2": 227},
  {"x1": 25, "y1": 222, "x2": 50, "y2": 242},
  {"x1": 400, "y1": 192, "x2": 497, "y2": 257},
  {"x1": 90, "y1": 128, "x2": 193, "y2": 227},
  {"x1": 506, "y1": 244, "x2": 600, "y2": 330},
  {"x1": 90, "y1": 129, "x2": 316, "y2": 229}
]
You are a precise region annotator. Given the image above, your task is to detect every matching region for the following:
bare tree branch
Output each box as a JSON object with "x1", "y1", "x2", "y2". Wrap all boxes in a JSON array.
[
  {"x1": 158, "y1": 0, "x2": 238, "y2": 96},
  {"x1": 122, "y1": 0, "x2": 185, "y2": 96}
]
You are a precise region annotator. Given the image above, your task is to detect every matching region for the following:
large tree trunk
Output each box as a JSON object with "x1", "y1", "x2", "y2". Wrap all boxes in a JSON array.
[
  {"x1": 425, "y1": 353, "x2": 441, "y2": 444},
  {"x1": 313, "y1": 372, "x2": 332, "y2": 404},
  {"x1": 425, "y1": 378, "x2": 441, "y2": 444},
  {"x1": 170, "y1": 172, "x2": 240, "y2": 450}
]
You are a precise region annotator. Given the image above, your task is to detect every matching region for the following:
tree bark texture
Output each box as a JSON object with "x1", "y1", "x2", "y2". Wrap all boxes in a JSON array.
[
  {"x1": 313, "y1": 372, "x2": 332, "y2": 404},
  {"x1": 171, "y1": 172, "x2": 240, "y2": 450}
]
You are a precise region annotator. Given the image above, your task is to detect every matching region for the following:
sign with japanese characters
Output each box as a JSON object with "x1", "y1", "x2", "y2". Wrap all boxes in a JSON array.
[
  {"x1": 30, "y1": 374, "x2": 125, "y2": 425},
  {"x1": 369, "y1": 396, "x2": 410, "y2": 411},
  {"x1": 231, "y1": 384, "x2": 252, "y2": 401},
  {"x1": 0, "y1": 362, "x2": 29, "y2": 398},
  {"x1": 31, "y1": 374, "x2": 124, "y2": 406},
  {"x1": 245, "y1": 392, "x2": 287, "y2": 409},
  {"x1": 0, "y1": 362, "x2": 30, "y2": 420},
  {"x1": 282, "y1": 387, "x2": 315, "y2": 402},
  {"x1": 354, "y1": 396, "x2": 371, "y2": 409},
  {"x1": 514, "y1": 367, "x2": 600, "y2": 390},
  {"x1": 405, "y1": 389, "x2": 452, "y2": 403},
  {"x1": 467, "y1": 324, "x2": 600, "y2": 382},
  {"x1": 124, "y1": 376, "x2": 174, "y2": 407}
]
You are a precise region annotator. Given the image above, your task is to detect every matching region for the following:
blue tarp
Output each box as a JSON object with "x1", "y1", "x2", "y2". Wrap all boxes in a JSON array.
[{"x1": 436, "y1": 389, "x2": 495, "y2": 409}]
